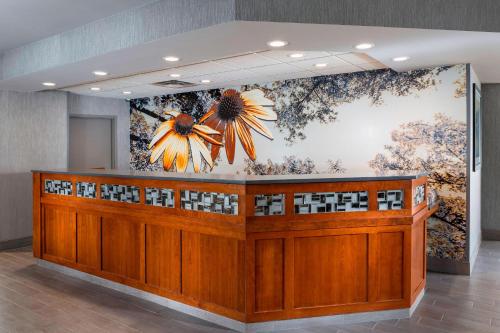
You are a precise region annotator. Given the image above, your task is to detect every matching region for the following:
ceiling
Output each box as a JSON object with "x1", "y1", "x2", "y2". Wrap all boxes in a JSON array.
[
  {"x1": 62, "y1": 51, "x2": 386, "y2": 98},
  {"x1": 0, "y1": 0, "x2": 154, "y2": 53},
  {"x1": 1, "y1": 20, "x2": 500, "y2": 96}
]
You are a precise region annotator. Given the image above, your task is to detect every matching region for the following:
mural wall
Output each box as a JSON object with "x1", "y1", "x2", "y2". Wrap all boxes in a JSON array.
[{"x1": 130, "y1": 65, "x2": 467, "y2": 261}]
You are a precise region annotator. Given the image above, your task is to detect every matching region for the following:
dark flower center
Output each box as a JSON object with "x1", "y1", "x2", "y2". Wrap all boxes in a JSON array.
[
  {"x1": 174, "y1": 114, "x2": 194, "y2": 135},
  {"x1": 217, "y1": 90, "x2": 244, "y2": 121}
]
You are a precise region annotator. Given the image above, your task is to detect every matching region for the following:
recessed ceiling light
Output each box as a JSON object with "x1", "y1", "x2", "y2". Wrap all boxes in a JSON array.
[
  {"x1": 314, "y1": 63, "x2": 328, "y2": 68},
  {"x1": 393, "y1": 56, "x2": 410, "y2": 62},
  {"x1": 267, "y1": 40, "x2": 288, "y2": 48},
  {"x1": 42, "y1": 82, "x2": 56, "y2": 87},
  {"x1": 163, "y1": 56, "x2": 180, "y2": 62},
  {"x1": 289, "y1": 53, "x2": 304, "y2": 58},
  {"x1": 90, "y1": 87, "x2": 101, "y2": 91},
  {"x1": 355, "y1": 43, "x2": 374, "y2": 50},
  {"x1": 200, "y1": 79, "x2": 211, "y2": 84},
  {"x1": 123, "y1": 91, "x2": 132, "y2": 95},
  {"x1": 170, "y1": 73, "x2": 181, "y2": 78},
  {"x1": 93, "y1": 71, "x2": 108, "y2": 76}
]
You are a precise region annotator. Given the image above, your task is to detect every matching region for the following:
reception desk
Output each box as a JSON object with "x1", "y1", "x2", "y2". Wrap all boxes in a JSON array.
[{"x1": 32, "y1": 169, "x2": 437, "y2": 331}]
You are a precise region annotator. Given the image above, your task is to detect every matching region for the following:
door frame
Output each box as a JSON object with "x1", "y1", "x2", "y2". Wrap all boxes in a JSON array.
[{"x1": 68, "y1": 114, "x2": 117, "y2": 169}]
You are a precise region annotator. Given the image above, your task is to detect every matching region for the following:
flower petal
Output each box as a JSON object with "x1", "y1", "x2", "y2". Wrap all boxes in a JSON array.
[
  {"x1": 164, "y1": 109, "x2": 180, "y2": 118},
  {"x1": 199, "y1": 104, "x2": 217, "y2": 123},
  {"x1": 163, "y1": 133, "x2": 182, "y2": 170},
  {"x1": 150, "y1": 131, "x2": 174, "y2": 163},
  {"x1": 240, "y1": 112, "x2": 274, "y2": 140},
  {"x1": 192, "y1": 128, "x2": 223, "y2": 145},
  {"x1": 193, "y1": 124, "x2": 221, "y2": 135},
  {"x1": 242, "y1": 104, "x2": 277, "y2": 121},
  {"x1": 235, "y1": 118, "x2": 256, "y2": 160},
  {"x1": 149, "y1": 121, "x2": 175, "y2": 149},
  {"x1": 175, "y1": 136, "x2": 189, "y2": 172},
  {"x1": 225, "y1": 121, "x2": 236, "y2": 164},
  {"x1": 241, "y1": 89, "x2": 274, "y2": 106},
  {"x1": 191, "y1": 135, "x2": 214, "y2": 168},
  {"x1": 188, "y1": 135, "x2": 202, "y2": 172}
]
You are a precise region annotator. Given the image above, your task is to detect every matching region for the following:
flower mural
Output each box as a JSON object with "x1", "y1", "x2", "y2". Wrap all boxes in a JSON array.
[
  {"x1": 148, "y1": 110, "x2": 222, "y2": 172},
  {"x1": 200, "y1": 89, "x2": 276, "y2": 163}
]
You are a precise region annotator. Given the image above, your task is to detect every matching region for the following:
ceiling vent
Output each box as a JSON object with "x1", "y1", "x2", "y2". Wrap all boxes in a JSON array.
[{"x1": 151, "y1": 80, "x2": 197, "y2": 88}]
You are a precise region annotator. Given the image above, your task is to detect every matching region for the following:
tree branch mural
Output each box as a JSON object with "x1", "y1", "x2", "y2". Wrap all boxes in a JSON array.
[{"x1": 369, "y1": 113, "x2": 467, "y2": 260}]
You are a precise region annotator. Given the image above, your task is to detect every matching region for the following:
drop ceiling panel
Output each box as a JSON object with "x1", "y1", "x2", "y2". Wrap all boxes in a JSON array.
[{"x1": 213, "y1": 53, "x2": 281, "y2": 69}]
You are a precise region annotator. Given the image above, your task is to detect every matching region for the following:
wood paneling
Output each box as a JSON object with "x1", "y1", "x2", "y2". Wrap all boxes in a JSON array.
[
  {"x1": 76, "y1": 212, "x2": 101, "y2": 270},
  {"x1": 293, "y1": 234, "x2": 368, "y2": 308},
  {"x1": 377, "y1": 232, "x2": 404, "y2": 301},
  {"x1": 101, "y1": 216, "x2": 144, "y2": 281},
  {"x1": 34, "y1": 172, "x2": 433, "y2": 323},
  {"x1": 254, "y1": 238, "x2": 284, "y2": 313},
  {"x1": 42, "y1": 205, "x2": 76, "y2": 263},
  {"x1": 146, "y1": 224, "x2": 181, "y2": 294},
  {"x1": 200, "y1": 234, "x2": 246, "y2": 313}
]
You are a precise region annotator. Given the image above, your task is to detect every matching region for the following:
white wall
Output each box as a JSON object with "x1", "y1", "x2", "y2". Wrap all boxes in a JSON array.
[{"x1": 468, "y1": 65, "x2": 482, "y2": 272}]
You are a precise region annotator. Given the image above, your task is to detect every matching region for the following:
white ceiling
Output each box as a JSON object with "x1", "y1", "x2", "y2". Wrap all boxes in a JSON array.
[
  {"x1": 0, "y1": 0, "x2": 154, "y2": 53},
  {"x1": 1, "y1": 21, "x2": 500, "y2": 95},
  {"x1": 62, "y1": 51, "x2": 386, "y2": 98}
]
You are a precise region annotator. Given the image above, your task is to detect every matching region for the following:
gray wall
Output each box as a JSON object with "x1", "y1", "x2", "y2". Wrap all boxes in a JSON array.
[
  {"x1": 0, "y1": 91, "x2": 129, "y2": 246},
  {"x1": 0, "y1": 91, "x2": 68, "y2": 243},
  {"x1": 482, "y1": 84, "x2": 500, "y2": 239},
  {"x1": 67, "y1": 93, "x2": 130, "y2": 170}
]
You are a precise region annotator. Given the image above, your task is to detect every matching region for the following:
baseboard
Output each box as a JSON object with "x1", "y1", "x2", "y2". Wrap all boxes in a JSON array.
[
  {"x1": 0, "y1": 236, "x2": 32, "y2": 251},
  {"x1": 482, "y1": 229, "x2": 500, "y2": 241},
  {"x1": 427, "y1": 256, "x2": 470, "y2": 275}
]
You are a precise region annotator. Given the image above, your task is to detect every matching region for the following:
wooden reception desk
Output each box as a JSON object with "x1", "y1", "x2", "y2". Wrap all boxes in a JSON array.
[{"x1": 32, "y1": 170, "x2": 437, "y2": 331}]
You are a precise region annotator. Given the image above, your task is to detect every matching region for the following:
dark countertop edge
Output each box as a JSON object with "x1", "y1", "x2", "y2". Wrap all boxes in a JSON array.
[{"x1": 32, "y1": 170, "x2": 427, "y2": 185}]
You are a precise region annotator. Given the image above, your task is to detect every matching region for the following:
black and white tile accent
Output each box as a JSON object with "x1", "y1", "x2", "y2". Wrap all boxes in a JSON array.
[
  {"x1": 100, "y1": 184, "x2": 140, "y2": 203},
  {"x1": 180, "y1": 190, "x2": 238, "y2": 215},
  {"x1": 413, "y1": 184, "x2": 425, "y2": 206},
  {"x1": 377, "y1": 190, "x2": 404, "y2": 210},
  {"x1": 145, "y1": 188, "x2": 174, "y2": 208},
  {"x1": 44, "y1": 180, "x2": 72, "y2": 196},
  {"x1": 76, "y1": 182, "x2": 96, "y2": 199},
  {"x1": 294, "y1": 191, "x2": 368, "y2": 214},
  {"x1": 254, "y1": 194, "x2": 285, "y2": 216}
]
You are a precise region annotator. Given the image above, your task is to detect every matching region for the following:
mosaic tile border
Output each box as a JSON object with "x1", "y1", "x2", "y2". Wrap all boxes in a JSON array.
[
  {"x1": 377, "y1": 189, "x2": 404, "y2": 210},
  {"x1": 100, "y1": 184, "x2": 140, "y2": 203},
  {"x1": 180, "y1": 190, "x2": 238, "y2": 215},
  {"x1": 254, "y1": 194, "x2": 285, "y2": 216},
  {"x1": 76, "y1": 182, "x2": 96, "y2": 199},
  {"x1": 145, "y1": 188, "x2": 174, "y2": 208},
  {"x1": 413, "y1": 184, "x2": 425, "y2": 206},
  {"x1": 294, "y1": 191, "x2": 368, "y2": 214},
  {"x1": 44, "y1": 180, "x2": 72, "y2": 196}
]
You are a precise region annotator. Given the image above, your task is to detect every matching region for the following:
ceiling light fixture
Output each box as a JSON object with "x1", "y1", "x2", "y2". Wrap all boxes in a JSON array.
[
  {"x1": 267, "y1": 40, "x2": 288, "y2": 48},
  {"x1": 90, "y1": 87, "x2": 101, "y2": 91},
  {"x1": 123, "y1": 91, "x2": 132, "y2": 95},
  {"x1": 93, "y1": 71, "x2": 108, "y2": 76},
  {"x1": 42, "y1": 82, "x2": 56, "y2": 87},
  {"x1": 163, "y1": 56, "x2": 180, "y2": 62},
  {"x1": 314, "y1": 63, "x2": 328, "y2": 68},
  {"x1": 355, "y1": 43, "x2": 374, "y2": 50},
  {"x1": 393, "y1": 56, "x2": 410, "y2": 62},
  {"x1": 289, "y1": 53, "x2": 304, "y2": 58},
  {"x1": 169, "y1": 73, "x2": 181, "y2": 78},
  {"x1": 200, "y1": 79, "x2": 211, "y2": 83}
]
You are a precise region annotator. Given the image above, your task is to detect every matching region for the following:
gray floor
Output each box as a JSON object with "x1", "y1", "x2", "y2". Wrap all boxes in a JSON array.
[{"x1": 1, "y1": 244, "x2": 500, "y2": 333}]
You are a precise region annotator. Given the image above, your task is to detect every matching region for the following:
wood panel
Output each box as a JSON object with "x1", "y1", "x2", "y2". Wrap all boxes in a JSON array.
[
  {"x1": 76, "y1": 212, "x2": 101, "y2": 270},
  {"x1": 293, "y1": 234, "x2": 368, "y2": 308},
  {"x1": 200, "y1": 234, "x2": 246, "y2": 313},
  {"x1": 411, "y1": 218, "x2": 426, "y2": 298},
  {"x1": 181, "y1": 231, "x2": 200, "y2": 300},
  {"x1": 146, "y1": 224, "x2": 181, "y2": 294},
  {"x1": 254, "y1": 238, "x2": 284, "y2": 313},
  {"x1": 42, "y1": 205, "x2": 76, "y2": 263},
  {"x1": 101, "y1": 216, "x2": 144, "y2": 282},
  {"x1": 377, "y1": 232, "x2": 404, "y2": 301}
]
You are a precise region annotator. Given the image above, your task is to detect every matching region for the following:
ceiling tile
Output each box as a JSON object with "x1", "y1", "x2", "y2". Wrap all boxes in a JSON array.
[
  {"x1": 336, "y1": 52, "x2": 376, "y2": 65},
  {"x1": 291, "y1": 55, "x2": 349, "y2": 70},
  {"x1": 214, "y1": 53, "x2": 281, "y2": 69},
  {"x1": 259, "y1": 50, "x2": 332, "y2": 63}
]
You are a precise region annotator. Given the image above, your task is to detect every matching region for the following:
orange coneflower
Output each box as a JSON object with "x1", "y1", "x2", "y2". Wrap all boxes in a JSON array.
[
  {"x1": 149, "y1": 110, "x2": 222, "y2": 172},
  {"x1": 200, "y1": 89, "x2": 276, "y2": 164}
]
